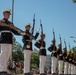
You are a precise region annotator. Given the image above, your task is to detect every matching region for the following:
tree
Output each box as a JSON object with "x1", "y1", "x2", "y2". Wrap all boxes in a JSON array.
[
  {"x1": 12, "y1": 50, "x2": 24, "y2": 62},
  {"x1": 67, "y1": 46, "x2": 76, "y2": 58},
  {"x1": 12, "y1": 37, "x2": 24, "y2": 62},
  {"x1": 31, "y1": 52, "x2": 39, "y2": 69},
  {"x1": 73, "y1": 0, "x2": 76, "y2": 3},
  {"x1": 12, "y1": 37, "x2": 22, "y2": 52}
]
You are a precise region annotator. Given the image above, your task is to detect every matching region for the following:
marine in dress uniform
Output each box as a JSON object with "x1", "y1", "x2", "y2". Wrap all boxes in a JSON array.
[
  {"x1": 57, "y1": 44, "x2": 63, "y2": 75},
  {"x1": 74, "y1": 61, "x2": 76, "y2": 74},
  {"x1": 35, "y1": 34, "x2": 46, "y2": 75},
  {"x1": 74, "y1": 58, "x2": 76, "y2": 74},
  {"x1": 48, "y1": 40, "x2": 57, "y2": 75},
  {"x1": 67, "y1": 51, "x2": 72, "y2": 75},
  {"x1": 70, "y1": 52, "x2": 74, "y2": 74},
  {"x1": 73, "y1": 57, "x2": 75, "y2": 74},
  {"x1": 0, "y1": 9, "x2": 24, "y2": 75},
  {"x1": 63, "y1": 48, "x2": 68, "y2": 74},
  {"x1": 22, "y1": 24, "x2": 39, "y2": 75},
  {"x1": 73, "y1": 54, "x2": 76, "y2": 74}
]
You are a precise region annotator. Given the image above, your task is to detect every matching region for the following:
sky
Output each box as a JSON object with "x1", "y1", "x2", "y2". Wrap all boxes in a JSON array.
[{"x1": 0, "y1": 0, "x2": 76, "y2": 54}]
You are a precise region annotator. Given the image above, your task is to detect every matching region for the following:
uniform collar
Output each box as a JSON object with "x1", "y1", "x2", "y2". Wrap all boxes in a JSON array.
[
  {"x1": 26, "y1": 30, "x2": 29, "y2": 32},
  {"x1": 3, "y1": 18, "x2": 8, "y2": 21}
]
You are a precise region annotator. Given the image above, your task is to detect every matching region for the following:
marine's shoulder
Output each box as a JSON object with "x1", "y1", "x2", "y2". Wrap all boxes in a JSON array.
[
  {"x1": 0, "y1": 19, "x2": 4, "y2": 22},
  {"x1": 8, "y1": 20, "x2": 13, "y2": 25},
  {"x1": 36, "y1": 39, "x2": 41, "y2": 43},
  {"x1": 38, "y1": 39, "x2": 41, "y2": 42},
  {"x1": 0, "y1": 19, "x2": 13, "y2": 25}
]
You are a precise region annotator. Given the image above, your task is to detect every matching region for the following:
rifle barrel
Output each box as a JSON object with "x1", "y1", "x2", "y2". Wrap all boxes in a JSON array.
[
  {"x1": 31, "y1": 14, "x2": 35, "y2": 35},
  {"x1": 40, "y1": 20, "x2": 43, "y2": 34}
]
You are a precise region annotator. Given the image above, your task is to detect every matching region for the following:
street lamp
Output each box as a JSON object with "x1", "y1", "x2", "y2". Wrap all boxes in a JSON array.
[
  {"x1": 70, "y1": 36, "x2": 76, "y2": 39},
  {"x1": 74, "y1": 40, "x2": 76, "y2": 43},
  {"x1": 70, "y1": 36, "x2": 76, "y2": 43}
]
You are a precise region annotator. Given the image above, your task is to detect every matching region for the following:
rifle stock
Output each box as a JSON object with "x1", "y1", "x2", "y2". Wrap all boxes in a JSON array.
[
  {"x1": 0, "y1": 21, "x2": 32, "y2": 37},
  {"x1": 0, "y1": 21, "x2": 24, "y2": 33}
]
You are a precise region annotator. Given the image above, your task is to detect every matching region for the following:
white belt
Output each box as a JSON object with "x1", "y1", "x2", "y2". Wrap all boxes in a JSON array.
[
  {"x1": 26, "y1": 40, "x2": 32, "y2": 42},
  {"x1": 40, "y1": 47, "x2": 45, "y2": 50},
  {"x1": 1, "y1": 30, "x2": 11, "y2": 33},
  {"x1": 59, "y1": 54, "x2": 63, "y2": 56},
  {"x1": 26, "y1": 45, "x2": 30, "y2": 48},
  {"x1": 52, "y1": 51, "x2": 57, "y2": 53},
  {"x1": 69, "y1": 59, "x2": 72, "y2": 61},
  {"x1": 65, "y1": 57, "x2": 67, "y2": 59}
]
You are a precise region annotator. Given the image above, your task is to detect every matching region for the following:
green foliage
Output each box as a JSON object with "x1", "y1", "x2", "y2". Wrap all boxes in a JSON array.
[
  {"x1": 12, "y1": 37, "x2": 24, "y2": 62},
  {"x1": 72, "y1": 47, "x2": 76, "y2": 53},
  {"x1": 73, "y1": 0, "x2": 76, "y2": 3},
  {"x1": 31, "y1": 52, "x2": 39, "y2": 69},
  {"x1": 12, "y1": 37, "x2": 22, "y2": 52},
  {"x1": 12, "y1": 50, "x2": 24, "y2": 62}
]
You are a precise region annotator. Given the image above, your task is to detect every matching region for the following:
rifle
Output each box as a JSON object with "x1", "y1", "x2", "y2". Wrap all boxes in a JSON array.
[
  {"x1": 59, "y1": 35, "x2": 62, "y2": 54},
  {"x1": 68, "y1": 43, "x2": 73, "y2": 57},
  {"x1": 31, "y1": 14, "x2": 35, "y2": 36},
  {"x1": 0, "y1": 21, "x2": 32, "y2": 37},
  {"x1": 64, "y1": 39, "x2": 67, "y2": 57},
  {"x1": 40, "y1": 20, "x2": 43, "y2": 46},
  {"x1": 69, "y1": 43, "x2": 71, "y2": 54},
  {"x1": 40, "y1": 20, "x2": 43, "y2": 35},
  {"x1": 53, "y1": 29, "x2": 56, "y2": 50},
  {"x1": 64, "y1": 39, "x2": 67, "y2": 52},
  {"x1": 0, "y1": 21, "x2": 24, "y2": 32}
]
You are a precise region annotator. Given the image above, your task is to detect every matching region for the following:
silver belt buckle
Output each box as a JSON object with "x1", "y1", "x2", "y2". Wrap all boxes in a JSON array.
[
  {"x1": 26, "y1": 45, "x2": 30, "y2": 48},
  {"x1": 69, "y1": 59, "x2": 72, "y2": 61},
  {"x1": 26, "y1": 40, "x2": 32, "y2": 42},
  {"x1": 40, "y1": 47, "x2": 45, "y2": 50},
  {"x1": 52, "y1": 50, "x2": 56, "y2": 53},
  {"x1": 59, "y1": 54, "x2": 62, "y2": 56}
]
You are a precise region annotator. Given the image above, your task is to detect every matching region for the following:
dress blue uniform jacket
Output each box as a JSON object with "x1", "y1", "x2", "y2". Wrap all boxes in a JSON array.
[
  {"x1": 0, "y1": 18, "x2": 21, "y2": 44},
  {"x1": 35, "y1": 39, "x2": 46, "y2": 56}
]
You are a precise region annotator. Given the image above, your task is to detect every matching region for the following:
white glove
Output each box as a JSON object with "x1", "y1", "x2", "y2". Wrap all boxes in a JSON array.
[
  {"x1": 36, "y1": 29, "x2": 40, "y2": 33},
  {"x1": 20, "y1": 32, "x2": 26, "y2": 35}
]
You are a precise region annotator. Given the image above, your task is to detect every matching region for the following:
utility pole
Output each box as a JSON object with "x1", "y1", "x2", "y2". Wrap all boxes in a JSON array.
[{"x1": 12, "y1": 0, "x2": 14, "y2": 23}]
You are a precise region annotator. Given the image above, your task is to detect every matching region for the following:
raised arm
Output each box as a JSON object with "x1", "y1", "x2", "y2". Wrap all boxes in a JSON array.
[
  {"x1": 48, "y1": 45, "x2": 53, "y2": 52},
  {"x1": 35, "y1": 40, "x2": 41, "y2": 48}
]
